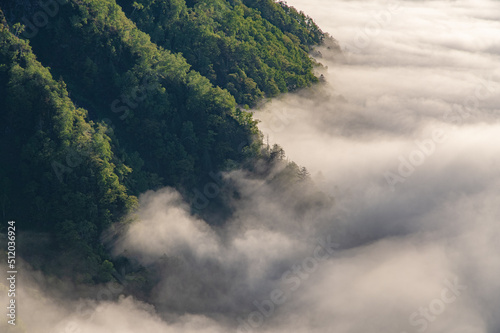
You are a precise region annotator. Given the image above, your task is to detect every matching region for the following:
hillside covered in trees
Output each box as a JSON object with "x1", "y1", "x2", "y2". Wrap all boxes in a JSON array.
[{"x1": 0, "y1": 0, "x2": 332, "y2": 284}]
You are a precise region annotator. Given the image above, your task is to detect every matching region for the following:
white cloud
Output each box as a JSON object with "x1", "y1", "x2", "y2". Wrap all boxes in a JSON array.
[{"x1": 2, "y1": 1, "x2": 500, "y2": 332}]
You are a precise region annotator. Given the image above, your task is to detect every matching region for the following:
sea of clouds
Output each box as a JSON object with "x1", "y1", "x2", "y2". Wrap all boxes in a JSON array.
[{"x1": 1, "y1": 1, "x2": 500, "y2": 332}]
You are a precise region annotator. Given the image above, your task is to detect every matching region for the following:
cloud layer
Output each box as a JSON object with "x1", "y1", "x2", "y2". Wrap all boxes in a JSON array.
[{"x1": 2, "y1": 1, "x2": 500, "y2": 332}]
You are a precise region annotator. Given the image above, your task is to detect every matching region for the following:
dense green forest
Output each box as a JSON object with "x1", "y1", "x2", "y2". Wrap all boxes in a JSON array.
[
  {"x1": 0, "y1": 0, "x2": 331, "y2": 283},
  {"x1": 117, "y1": 0, "x2": 323, "y2": 106}
]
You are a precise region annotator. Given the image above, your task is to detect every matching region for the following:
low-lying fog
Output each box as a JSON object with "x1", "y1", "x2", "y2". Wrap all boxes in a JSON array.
[{"x1": 2, "y1": 1, "x2": 499, "y2": 332}]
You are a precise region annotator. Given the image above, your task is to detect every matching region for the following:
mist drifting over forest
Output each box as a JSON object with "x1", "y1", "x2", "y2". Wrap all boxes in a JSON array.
[{"x1": 2, "y1": 1, "x2": 500, "y2": 332}]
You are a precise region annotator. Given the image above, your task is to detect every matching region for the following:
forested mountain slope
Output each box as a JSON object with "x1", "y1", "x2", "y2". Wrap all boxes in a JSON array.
[
  {"x1": 0, "y1": 0, "x2": 332, "y2": 282},
  {"x1": 117, "y1": 0, "x2": 323, "y2": 106},
  {"x1": 0, "y1": 11, "x2": 136, "y2": 280}
]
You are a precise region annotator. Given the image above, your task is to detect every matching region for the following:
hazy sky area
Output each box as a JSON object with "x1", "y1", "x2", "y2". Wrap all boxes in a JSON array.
[{"x1": 2, "y1": 1, "x2": 500, "y2": 332}]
